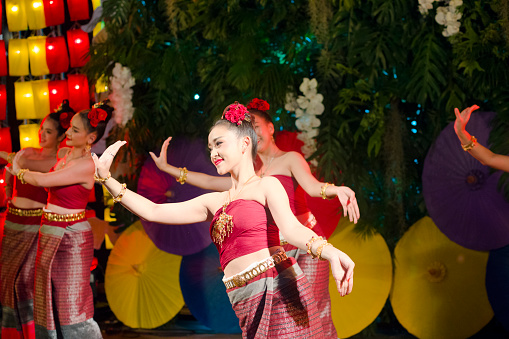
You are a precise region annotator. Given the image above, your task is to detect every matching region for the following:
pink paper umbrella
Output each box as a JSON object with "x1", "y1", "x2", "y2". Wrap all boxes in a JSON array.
[
  {"x1": 423, "y1": 112, "x2": 509, "y2": 251},
  {"x1": 137, "y1": 137, "x2": 220, "y2": 255}
]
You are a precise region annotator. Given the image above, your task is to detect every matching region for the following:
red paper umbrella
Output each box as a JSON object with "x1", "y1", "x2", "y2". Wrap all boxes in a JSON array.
[
  {"x1": 0, "y1": 86, "x2": 6, "y2": 120},
  {"x1": 67, "y1": 29, "x2": 90, "y2": 68},
  {"x1": 137, "y1": 137, "x2": 218, "y2": 256},
  {"x1": 0, "y1": 41, "x2": 7, "y2": 77},
  {"x1": 42, "y1": 0, "x2": 64, "y2": 26},
  {"x1": 48, "y1": 80, "x2": 68, "y2": 112},
  {"x1": 67, "y1": 74, "x2": 89, "y2": 111},
  {"x1": 46, "y1": 37, "x2": 68, "y2": 74},
  {"x1": 67, "y1": 0, "x2": 89, "y2": 21}
]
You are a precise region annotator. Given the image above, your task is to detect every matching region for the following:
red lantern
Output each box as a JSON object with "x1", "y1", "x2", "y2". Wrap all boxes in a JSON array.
[
  {"x1": 42, "y1": 0, "x2": 64, "y2": 26},
  {"x1": 48, "y1": 80, "x2": 68, "y2": 112},
  {"x1": 46, "y1": 37, "x2": 68, "y2": 74},
  {"x1": 67, "y1": 29, "x2": 90, "y2": 68},
  {"x1": 0, "y1": 128, "x2": 12, "y2": 165},
  {"x1": 67, "y1": 74, "x2": 89, "y2": 112},
  {"x1": 67, "y1": 0, "x2": 89, "y2": 21},
  {"x1": 0, "y1": 85, "x2": 7, "y2": 120},
  {"x1": 0, "y1": 41, "x2": 7, "y2": 77}
]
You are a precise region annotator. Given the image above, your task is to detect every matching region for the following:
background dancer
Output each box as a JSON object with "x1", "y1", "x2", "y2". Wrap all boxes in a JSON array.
[
  {"x1": 150, "y1": 98, "x2": 359, "y2": 337},
  {"x1": 0, "y1": 101, "x2": 72, "y2": 338},
  {"x1": 9, "y1": 101, "x2": 113, "y2": 338},
  {"x1": 454, "y1": 105, "x2": 509, "y2": 172},
  {"x1": 93, "y1": 102, "x2": 355, "y2": 338}
]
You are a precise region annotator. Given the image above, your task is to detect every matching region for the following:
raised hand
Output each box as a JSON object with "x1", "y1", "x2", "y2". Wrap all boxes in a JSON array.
[
  {"x1": 149, "y1": 137, "x2": 172, "y2": 171},
  {"x1": 334, "y1": 186, "x2": 360, "y2": 224},
  {"x1": 454, "y1": 105, "x2": 479, "y2": 134},
  {"x1": 91, "y1": 141, "x2": 126, "y2": 178},
  {"x1": 328, "y1": 248, "x2": 355, "y2": 297}
]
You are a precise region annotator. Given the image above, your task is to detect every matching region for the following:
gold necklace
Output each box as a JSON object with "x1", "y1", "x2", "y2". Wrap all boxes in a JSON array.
[{"x1": 212, "y1": 174, "x2": 257, "y2": 246}]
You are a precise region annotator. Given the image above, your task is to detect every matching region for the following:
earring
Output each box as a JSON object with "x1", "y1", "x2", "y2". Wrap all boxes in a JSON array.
[{"x1": 85, "y1": 143, "x2": 92, "y2": 153}]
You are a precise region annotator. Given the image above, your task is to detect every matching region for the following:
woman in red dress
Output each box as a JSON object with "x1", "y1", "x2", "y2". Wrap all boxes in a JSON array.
[{"x1": 93, "y1": 102, "x2": 356, "y2": 338}]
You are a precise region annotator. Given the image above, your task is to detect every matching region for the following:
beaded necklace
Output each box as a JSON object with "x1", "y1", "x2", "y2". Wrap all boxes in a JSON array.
[{"x1": 212, "y1": 174, "x2": 257, "y2": 246}]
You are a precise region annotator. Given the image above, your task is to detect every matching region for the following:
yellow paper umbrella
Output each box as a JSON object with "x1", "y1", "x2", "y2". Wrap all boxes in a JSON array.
[
  {"x1": 391, "y1": 216, "x2": 493, "y2": 339},
  {"x1": 9, "y1": 39, "x2": 29, "y2": 76},
  {"x1": 19, "y1": 123, "x2": 39, "y2": 149},
  {"x1": 15, "y1": 82, "x2": 36, "y2": 120},
  {"x1": 31, "y1": 80, "x2": 50, "y2": 119},
  {"x1": 105, "y1": 221, "x2": 184, "y2": 329},
  {"x1": 6, "y1": 0, "x2": 28, "y2": 32},
  {"x1": 328, "y1": 219, "x2": 392, "y2": 338},
  {"x1": 28, "y1": 36, "x2": 49, "y2": 76}
]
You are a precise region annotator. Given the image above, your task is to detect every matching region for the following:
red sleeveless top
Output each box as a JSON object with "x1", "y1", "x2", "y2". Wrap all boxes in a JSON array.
[
  {"x1": 46, "y1": 167, "x2": 91, "y2": 210},
  {"x1": 14, "y1": 177, "x2": 48, "y2": 204},
  {"x1": 210, "y1": 199, "x2": 280, "y2": 270}
]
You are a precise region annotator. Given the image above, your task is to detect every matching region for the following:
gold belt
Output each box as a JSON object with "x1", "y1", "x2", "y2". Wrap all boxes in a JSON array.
[
  {"x1": 43, "y1": 211, "x2": 86, "y2": 222},
  {"x1": 224, "y1": 250, "x2": 288, "y2": 289},
  {"x1": 8, "y1": 206, "x2": 43, "y2": 217}
]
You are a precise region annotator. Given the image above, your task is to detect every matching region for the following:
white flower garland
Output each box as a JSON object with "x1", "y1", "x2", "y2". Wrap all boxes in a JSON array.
[
  {"x1": 285, "y1": 78, "x2": 324, "y2": 164},
  {"x1": 108, "y1": 63, "x2": 135, "y2": 126},
  {"x1": 418, "y1": 0, "x2": 463, "y2": 37}
]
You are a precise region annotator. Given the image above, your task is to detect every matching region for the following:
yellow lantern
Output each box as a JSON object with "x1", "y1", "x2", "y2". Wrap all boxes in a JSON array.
[
  {"x1": 31, "y1": 80, "x2": 50, "y2": 119},
  {"x1": 19, "y1": 123, "x2": 40, "y2": 149},
  {"x1": 6, "y1": 0, "x2": 28, "y2": 32},
  {"x1": 15, "y1": 82, "x2": 36, "y2": 120},
  {"x1": 25, "y1": 0, "x2": 46, "y2": 30},
  {"x1": 28, "y1": 36, "x2": 49, "y2": 76},
  {"x1": 95, "y1": 74, "x2": 108, "y2": 93},
  {"x1": 92, "y1": 0, "x2": 100, "y2": 10},
  {"x1": 9, "y1": 39, "x2": 29, "y2": 76}
]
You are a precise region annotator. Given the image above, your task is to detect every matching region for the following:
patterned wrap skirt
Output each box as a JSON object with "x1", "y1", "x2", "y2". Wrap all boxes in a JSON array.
[
  {"x1": 282, "y1": 222, "x2": 337, "y2": 338},
  {"x1": 33, "y1": 217, "x2": 102, "y2": 339},
  {"x1": 0, "y1": 208, "x2": 41, "y2": 339},
  {"x1": 226, "y1": 257, "x2": 324, "y2": 339}
]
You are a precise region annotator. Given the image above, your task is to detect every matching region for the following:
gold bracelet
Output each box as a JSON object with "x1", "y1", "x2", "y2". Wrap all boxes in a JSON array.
[
  {"x1": 461, "y1": 136, "x2": 477, "y2": 151},
  {"x1": 94, "y1": 172, "x2": 111, "y2": 184},
  {"x1": 317, "y1": 242, "x2": 332, "y2": 261},
  {"x1": 320, "y1": 183, "x2": 334, "y2": 200},
  {"x1": 176, "y1": 167, "x2": 188, "y2": 185},
  {"x1": 306, "y1": 236, "x2": 324, "y2": 259},
  {"x1": 6, "y1": 152, "x2": 16, "y2": 164},
  {"x1": 112, "y1": 183, "x2": 127, "y2": 203},
  {"x1": 17, "y1": 169, "x2": 29, "y2": 185}
]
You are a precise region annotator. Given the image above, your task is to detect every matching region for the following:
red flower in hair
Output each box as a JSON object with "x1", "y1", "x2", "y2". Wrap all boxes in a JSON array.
[
  {"x1": 59, "y1": 112, "x2": 73, "y2": 129},
  {"x1": 247, "y1": 98, "x2": 270, "y2": 112},
  {"x1": 88, "y1": 108, "x2": 108, "y2": 127},
  {"x1": 222, "y1": 102, "x2": 250, "y2": 126}
]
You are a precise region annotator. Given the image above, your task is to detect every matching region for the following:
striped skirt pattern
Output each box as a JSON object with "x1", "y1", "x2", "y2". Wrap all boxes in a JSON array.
[
  {"x1": 0, "y1": 210, "x2": 41, "y2": 339},
  {"x1": 227, "y1": 257, "x2": 324, "y2": 339},
  {"x1": 34, "y1": 220, "x2": 102, "y2": 339}
]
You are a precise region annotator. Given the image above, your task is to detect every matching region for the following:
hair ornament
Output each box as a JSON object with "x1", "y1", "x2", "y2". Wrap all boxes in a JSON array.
[
  {"x1": 222, "y1": 101, "x2": 250, "y2": 126},
  {"x1": 88, "y1": 107, "x2": 108, "y2": 127},
  {"x1": 247, "y1": 98, "x2": 270, "y2": 112},
  {"x1": 55, "y1": 100, "x2": 75, "y2": 129}
]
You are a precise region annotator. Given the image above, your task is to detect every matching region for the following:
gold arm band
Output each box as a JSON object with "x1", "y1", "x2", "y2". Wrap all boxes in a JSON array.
[
  {"x1": 94, "y1": 172, "x2": 111, "y2": 184},
  {"x1": 317, "y1": 242, "x2": 332, "y2": 261},
  {"x1": 462, "y1": 136, "x2": 477, "y2": 151},
  {"x1": 306, "y1": 236, "x2": 324, "y2": 259},
  {"x1": 17, "y1": 169, "x2": 29, "y2": 185},
  {"x1": 113, "y1": 183, "x2": 127, "y2": 203},
  {"x1": 177, "y1": 167, "x2": 188, "y2": 185},
  {"x1": 43, "y1": 211, "x2": 86, "y2": 222},
  {"x1": 8, "y1": 207, "x2": 43, "y2": 217},
  {"x1": 320, "y1": 183, "x2": 335, "y2": 200}
]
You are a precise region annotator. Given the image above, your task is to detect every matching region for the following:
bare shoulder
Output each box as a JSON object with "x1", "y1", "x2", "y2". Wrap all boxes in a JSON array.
[
  {"x1": 58, "y1": 147, "x2": 71, "y2": 159},
  {"x1": 21, "y1": 147, "x2": 38, "y2": 156},
  {"x1": 284, "y1": 151, "x2": 306, "y2": 162},
  {"x1": 259, "y1": 176, "x2": 284, "y2": 192}
]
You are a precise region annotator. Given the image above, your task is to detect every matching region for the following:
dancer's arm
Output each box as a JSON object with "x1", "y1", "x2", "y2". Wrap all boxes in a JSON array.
[
  {"x1": 94, "y1": 141, "x2": 217, "y2": 225},
  {"x1": 263, "y1": 176, "x2": 354, "y2": 296},
  {"x1": 4, "y1": 169, "x2": 13, "y2": 200},
  {"x1": 454, "y1": 105, "x2": 509, "y2": 172},
  {"x1": 149, "y1": 137, "x2": 231, "y2": 191},
  {"x1": 286, "y1": 151, "x2": 360, "y2": 223}
]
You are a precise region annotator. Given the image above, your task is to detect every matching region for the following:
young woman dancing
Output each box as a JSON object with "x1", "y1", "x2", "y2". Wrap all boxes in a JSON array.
[
  {"x1": 0, "y1": 101, "x2": 72, "y2": 338},
  {"x1": 150, "y1": 98, "x2": 359, "y2": 337},
  {"x1": 454, "y1": 105, "x2": 509, "y2": 172},
  {"x1": 93, "y1": 102, "x2": 355, "y2": 338},
  {"x1": 9, "y1": 102, "x2": 113, "y2": 338}
]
